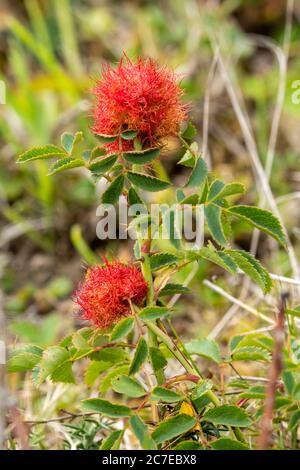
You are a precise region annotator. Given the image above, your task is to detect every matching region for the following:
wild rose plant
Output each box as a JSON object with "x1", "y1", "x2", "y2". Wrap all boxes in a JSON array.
[{"x1": 11, "y1": 56, "x2": 300, "y2": 451}]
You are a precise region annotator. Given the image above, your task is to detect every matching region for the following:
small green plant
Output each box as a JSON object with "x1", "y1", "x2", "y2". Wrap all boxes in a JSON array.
[{"x1": 9, "y1": 56, "x2": 300, "y2": 450}]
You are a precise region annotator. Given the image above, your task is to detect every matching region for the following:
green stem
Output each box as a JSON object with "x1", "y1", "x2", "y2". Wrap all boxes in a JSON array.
[
  {"x1": 147, "y1": 321, "x2": 218, "y2": 405},
  {"x1": 140, "y1": 250, "x2": 154, "y2": 305},
  {"x1": 132, "y1": 159, "x2": 166, "y2": 386},
  {"x1": 139, "y1": 244, "x2": 165, "y2": 386},
  {"x1": 131, "y1": 149, "x2": 246, "y2": 444},
  {"x1": 167, "y1": 318, "x2": 202, "y2": 377}
]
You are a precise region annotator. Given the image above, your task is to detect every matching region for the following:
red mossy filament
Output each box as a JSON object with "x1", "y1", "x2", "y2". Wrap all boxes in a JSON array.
[
  {"x1": 92, "y1": 56, "x2": 187, "y2": 152},
  {"x1": 74, "y1": 260, "x2": 148, "y2": 329}
]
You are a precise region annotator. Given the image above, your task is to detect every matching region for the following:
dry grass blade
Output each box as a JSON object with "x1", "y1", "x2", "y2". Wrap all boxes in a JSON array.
[{"x1": 203, "y1": 279, "x2": 275, "y2": 325}]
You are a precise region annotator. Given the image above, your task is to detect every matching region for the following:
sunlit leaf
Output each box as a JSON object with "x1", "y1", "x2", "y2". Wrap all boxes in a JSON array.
[
  {"x1": 203, "y1": 405, "x2": 251, "y2": 427},
  {"x1": 17, "y1": 145, "x2": 66, "y2": 163},
  {"x1": 127, "y1": 172, "x2": 170, "y2": 192},
  {"x1": 228, "y1": 205, "x2": 286, "y2": 247},
  {"x1": 82, "y1": 398, "x2": 132, "y2": 417},
  {"x1": 129, "y1": 337, "x2": 148, "y2": 375},
  {"x1": 152, "y1": 414, "x2": 196, "y2": 444}
]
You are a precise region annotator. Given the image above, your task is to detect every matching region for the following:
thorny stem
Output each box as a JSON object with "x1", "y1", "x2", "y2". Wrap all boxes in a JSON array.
[
  {"x1": 131, "y1": 159, "x2": 166, "y2": 387},
  {"x1": 137, "y1": 243, "x2": 165, "y2": 423},
  {"x1": 139, "y1": 246, "x2": 165, "y2": 386},
  {"x1": 166, "y1": 318, "x2": 202, "y2": 377},
  {"x1": 146, "y1": 321, "x2": 217, "y2": 402},
  {"x1": 131, "y1": 155, "x2": 246, "y2": 444}
]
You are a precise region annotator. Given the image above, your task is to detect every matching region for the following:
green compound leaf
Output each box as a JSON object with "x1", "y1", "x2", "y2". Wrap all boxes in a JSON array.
[
  {"x1": 61, "y1": 132, "x2": 74, "y2": 153},
  {"x1": 230, "y1": 333, "x2": 274, "y2": 353},
  {"x1": 191, "y1": 380, "x2": 213, "y2": 400},
  {"x1": 288, "y1": 410, "x2": 300, "y2": 430},
  {"x1": 151, "y1": 386, "x2": 184, "y2": 403},
  {"x1": 123, "y1": 148, "x2": 160, "y2": 164},
  {"x1": 121, "y1": 129, "x2": 139, "y2": 140},
  {"x1": 38, "y1": 346, "x2": 74, "y2": 384},
  {"x1": 90, "y1": 146, "x2": 106, "y2": 160},
  {"x1": 207, "y1": 179, "x2": 225, "y2": 201},
  {"x1": 231, "y1": 346, "x2": 271, "y2": 362},
  {"x1": 161, "y1": 206, "x2": 182, "y2": 250},
  {"x1": 99, "y1": 365, "x2": 129, "y2": 393},
  {"x1": 100, "y1": 430, "x2": 124, "y2": 450},
  {"x1": 129, "y1": 337, "x2": 148, "y2": 375},
  {"x1": 139, "y1": 306, "x2": 170, "y2": 321},
  {"x1": 225, "y1": 249, "x2": 272, "y2": 293},
  {"x1": 101, "y1": 174, "x2": 124, "y2": 204},
  {"x1": 181, "y1": 121, "x2": 197, "y2": 140},
  {"x1": 203, "y1": 405, "x2": 251, "y2": 427},
  {"x1": 151, "y1": 414, "x2": 196, "y2": 444},
  {"x1": 149, "y1": 252, "x2": 179, "y2": 271},
  {"x1": 172, "y1": 441, "x2": 203, "y2": 450},
  {"x1": 208, "y1": 182, "x2": 245, "y2": 203},
  {"x1": 178, "y1": 142, "x2": 198, "y2": 168},
  {"x1": 179, "y1": 193, "x2": 200, "y2": 205},
  {"x1": 61, "y1": 131, "x2": 83, "y2": 153},
  {"x1": 110, "y1": 317, "x2": 134, "y2": 342},
  {"x1": 128, "y1": 187, "x2": 145, "y2": 206},
  {"x1": 205, "y1": 204, "x2": 227, "y2": 246},
  {"x1": 178, "y1": 150, "x2": 195, "y2": 168},
  {"x1": 7, "y1": 345, "x2": 43, "y2": 373},
  {"x1": 130, "y1": 415, "x2": 157, "y2": 450},
  {"x1": 95, "y1": 133, "x2": 118, "y2": 143},
  {"x1": 48, "y1": 157, "x2": 85, "y2": 175},
  {"x1": 196, "y1": 246, "x2": 237, "y2": 275},
  {"x1": 186, "y1": 157, "x2": 208, "y2": 188},
  {"x1": 82, "y1": 398, "x2": 132, "y2": 418},
  {"x1": 228, "y1": 205, "x2": 286, "y2": 247},
  {"x1": 72, "y1": 327, "x2": 93, "y2": 349},
  {"x1": 93, "y1": 347, "x2": 129, "y2": 364},
  {"x1": 111, "y1": 375, "x2": 146, "y2": 398},
  {"x1": 185, "y1": 339, "x2": 221, "y2": 364},
  {"x1": 84, "y1": 361, "x2": 113, "y2": 387},
  {"x1": 50, "y1": 361, "x2": 75, "y2": 384},
  {"x1": 158, "y1": 283, "x2": 190, "y2": 297},
  {"x1": 89, "y1": 154, "x2": 118, "y2": 174},
  {"x1": 239, "y1": 386, "x2": 265, "y2": 400},
  {"x1": 149, "y1": 347, "x2": 167, "y2": 371},
  {"x1": 211, "y1": 438, "x2": 249, "y2": 450},
  {"x1": 176, "y1": 189, "x2": 186, "y2": 202},
  {"x1": 127, "y1": 171, "x2": 170, "y2": 192},
  {"x1": 17, "y1": 145, "x2": 67, "y2": 163}
]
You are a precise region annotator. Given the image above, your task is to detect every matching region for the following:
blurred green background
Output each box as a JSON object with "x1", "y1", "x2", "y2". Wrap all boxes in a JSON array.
[{"x1": 0, "y1": 1, "x2": 300, "y2": 446}]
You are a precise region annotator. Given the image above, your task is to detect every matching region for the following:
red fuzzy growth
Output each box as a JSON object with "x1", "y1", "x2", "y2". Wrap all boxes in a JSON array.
[
  {"x1": 92, "y1": 56, "x2": 187, "y2": 152},
  {"x1": 74, "y1": 260, "x2": 148, "y2": 329}
]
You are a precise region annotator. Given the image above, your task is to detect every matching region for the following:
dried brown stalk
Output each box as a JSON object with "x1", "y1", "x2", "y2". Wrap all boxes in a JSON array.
[
  {"x1": 0, "y1": 290, "x2": 7, "y2": 450},
  {"x1": 257, "y1": 295, "x2": 287, "y2": 450},
  {"x1": 8, "y1": 407, "x2": 31, "y2": 450}
]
